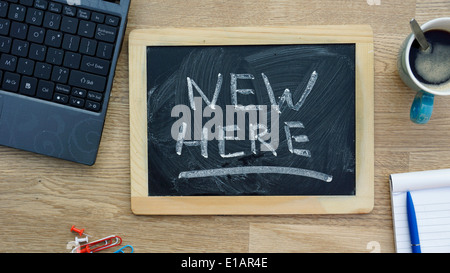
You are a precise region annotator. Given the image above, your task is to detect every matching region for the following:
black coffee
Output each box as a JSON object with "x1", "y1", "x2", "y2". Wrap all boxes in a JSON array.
[{"x1": 409, "y1": 30, "x2": 450, "y2": 85}]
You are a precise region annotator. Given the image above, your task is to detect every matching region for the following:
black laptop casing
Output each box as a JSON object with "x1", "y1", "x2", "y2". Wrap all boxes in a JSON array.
[{"x1": 0, "y1": 0, "x2": 130, "y2": 165}]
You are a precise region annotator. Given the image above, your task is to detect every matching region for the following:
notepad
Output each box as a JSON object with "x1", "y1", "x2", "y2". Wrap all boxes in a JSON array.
[{"x1": 390, "y1": 169, "x2": 450, "y2": 253}]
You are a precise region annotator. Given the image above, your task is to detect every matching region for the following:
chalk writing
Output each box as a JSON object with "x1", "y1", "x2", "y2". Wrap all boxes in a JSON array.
[
  {"x1": 170, "y1": 70, "x2": 333, "y2": 182},
  {"x1": 179, "y1": 166, "x2": 333, "y2": 182}
]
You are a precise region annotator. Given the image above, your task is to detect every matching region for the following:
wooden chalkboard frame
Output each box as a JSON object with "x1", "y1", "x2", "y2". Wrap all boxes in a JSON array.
[{"x1": 129, "y1": 26, "x2": 374, "y2": 215}]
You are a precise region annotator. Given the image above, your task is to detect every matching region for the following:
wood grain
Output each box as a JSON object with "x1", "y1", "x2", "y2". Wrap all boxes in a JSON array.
[{"x1": 0, "y1": 0, "x2": 448, "y2": 253}]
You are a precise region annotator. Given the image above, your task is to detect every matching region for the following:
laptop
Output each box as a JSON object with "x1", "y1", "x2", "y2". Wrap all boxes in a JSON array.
[{"x1": 0, "y1": 0, "x2": 130, "y2": 165}]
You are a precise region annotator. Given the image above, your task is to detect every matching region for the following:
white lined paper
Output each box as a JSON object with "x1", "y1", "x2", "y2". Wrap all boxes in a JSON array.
[{"x1": 390, "y1": 169, "x2": 450, "y2": 253}]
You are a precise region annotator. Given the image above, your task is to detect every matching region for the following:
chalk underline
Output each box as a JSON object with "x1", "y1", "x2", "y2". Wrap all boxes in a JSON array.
[{"x1": 178, "y1": 166, "x2": 333, "y2": 182}]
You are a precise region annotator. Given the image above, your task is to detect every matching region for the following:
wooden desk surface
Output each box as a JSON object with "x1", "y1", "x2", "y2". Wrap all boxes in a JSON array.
[{"x1": 0, "y1": 0, "x2": 449, "y2": 253}]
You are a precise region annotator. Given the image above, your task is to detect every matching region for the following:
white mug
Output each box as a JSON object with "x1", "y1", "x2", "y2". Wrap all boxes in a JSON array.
[{"x1": 397, "y1": 17, "x2": 450, "y2": 124}]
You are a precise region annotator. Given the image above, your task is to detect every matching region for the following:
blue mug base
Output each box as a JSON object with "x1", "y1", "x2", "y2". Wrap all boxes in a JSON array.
[{"x1": 410, "y1": 91, "x2": 434, "y2": 124}]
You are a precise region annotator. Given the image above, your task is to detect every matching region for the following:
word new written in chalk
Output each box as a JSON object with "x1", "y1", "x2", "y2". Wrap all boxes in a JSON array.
[{"x1": 171, "y1": 71, "x2": 318, "y2": 159}]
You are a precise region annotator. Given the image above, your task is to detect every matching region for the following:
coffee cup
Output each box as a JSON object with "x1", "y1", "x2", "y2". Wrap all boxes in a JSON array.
[{"x1": 397, "y1": 17, "x2": 450, "y2": 124}]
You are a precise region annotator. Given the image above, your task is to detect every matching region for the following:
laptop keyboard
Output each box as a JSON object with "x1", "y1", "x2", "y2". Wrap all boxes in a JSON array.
[{"x1": 0, "y1": 0, "x2": 120, "y2": 112}]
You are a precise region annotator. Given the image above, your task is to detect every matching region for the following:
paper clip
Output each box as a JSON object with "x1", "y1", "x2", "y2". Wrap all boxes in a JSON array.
[
  {"x1": 114, "y1": 245, "x2": 134, "y2": 253},
  {"x1": 71, "y1": 235, "x2": 122, "y2": 253}
]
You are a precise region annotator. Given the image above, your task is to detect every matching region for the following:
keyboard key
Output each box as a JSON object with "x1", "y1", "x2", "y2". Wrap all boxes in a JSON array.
[
  {"x1": 85, "y1": 100, "x2": 100, "y2": 112},
  {"x1": 10, "y1": 21, "x2": 27, "y2": 39},
  {"x1": 77, "y1": 9, "x2": 90, "y2": 20},
  {"x1": 96, "y1": 42, "x2": 113, "y2": 60},
  {"x1": 2, "y1": 72, "x2": 20, "y2": 92},
  {"x1": 69, "y1": 70, "x2": 105, "y2": 92},
  {"x1": 61, "y1": 34, "x2": 79, "y2": 51},
  {"x1": 46, "y1": 47, "x2": 63, "y2": 65},
  {"x1": 81, "y1": 55, "x2": 109, "y2": 76},
  {"x1": 51, "y1": 66, "x2": 69, "y2": 83},
  {"x1": 29, "y1": 43, "x2": 46, "y2": 61},
  {"x1": 0, "y1": 18, "x2": 10, "y2": 35},
  {"x1": 87, "y1": 91, "x2": 102, "y2": 102},
  {"x1": 36, "y1": 79, "x2": 54, "y2": 100},
  {"x1": 34, "y1": 0, "x2": 48, "y2": 10},
  {"x1": 20, "y1": 0, "x2": 34, "y2": 6},
  {"x1": 53, "y1": 92, "x2": 68, "y2": 104},
  {"x1": 8, "y1": 4, "x2": 26, "y2": 22},
  {"x1": 72, "y1": 87, "x2": 86, "y2": 98},
  {"x1": 25, "y1": 8, "x2": 44, "y2": 26},
  {"x1": 11, "y1": 39, "x2": 29, "y2": 56},
  {"x1": 79, "y1": 38, "x2": 96, "y2": 55},
  {"x1": 0, "y1": 36, "x2": 11, "y2": 53},
  {"x1": 34, "y1": 61, "x2": 52, "y2": 79},
  {"x1": 91, "y1": 12, "x2": 104, "y2": 23},
  {"x1": 105, "y1": 15, "x2": 119, "y2": 26},
  {"x1": 27, "y1": 25, "x2": 45, "y2": 43},
  {"x1": 70, "y1": 96, "x2": 84, "y2": 108},
  {"x1": 43, "y1": 12, "x2": 61, "y2": 30},
  {"x1": 63, "y1": 51, "x2": 80, "y2": 69},
  {"x1": 0, "y1": 1, "x2": 8, "y2": 18},
  {"x1": 63, "y1": 5, "x2": 76, "y2": 17},
  {"x1": 0, "y1": 54, "x2": 17, "y2": 71},
  {"x1": 44, "y1": 30, "x2": 62, "y2": 47},
  {"x1": 95, "y1": 24, "x2": 116, "y2": 43},
  {"x1": 19, "y1": 75, "x2": 37, "y2": 96},
  {"x1": 48, "y1": 2, "x2": 62, "y2": 13},
  {"x1": 60, "y1": 16, "x2": 78, "y2": 34},
  {"x1": 17, "y1": 58, "x2": 34, "y2": 75},
  {"x1": 78, "y1": 20, "x2": 95, "y2": 38},
  {"x1": 55, "y1": 83, "x2": 70, "y2": 94}
]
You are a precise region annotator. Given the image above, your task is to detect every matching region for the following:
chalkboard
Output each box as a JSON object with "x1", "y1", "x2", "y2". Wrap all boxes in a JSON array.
[
  {"x1": 147, "y1": 44, "x2": 355, "y2": 196},
  {"x1": 129, "y1": 26, "x2": 374, "y2": 215}
]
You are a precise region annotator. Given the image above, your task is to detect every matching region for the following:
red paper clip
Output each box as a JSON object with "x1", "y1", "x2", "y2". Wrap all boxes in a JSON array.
[{"x1": 72, "y1": 235, "x2": 122, "y2": 253}]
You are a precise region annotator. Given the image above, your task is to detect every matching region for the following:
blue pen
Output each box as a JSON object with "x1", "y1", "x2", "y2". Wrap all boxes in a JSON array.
[{"x1": 406, "y1": 191, "x2": 421, "y2": 253}]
